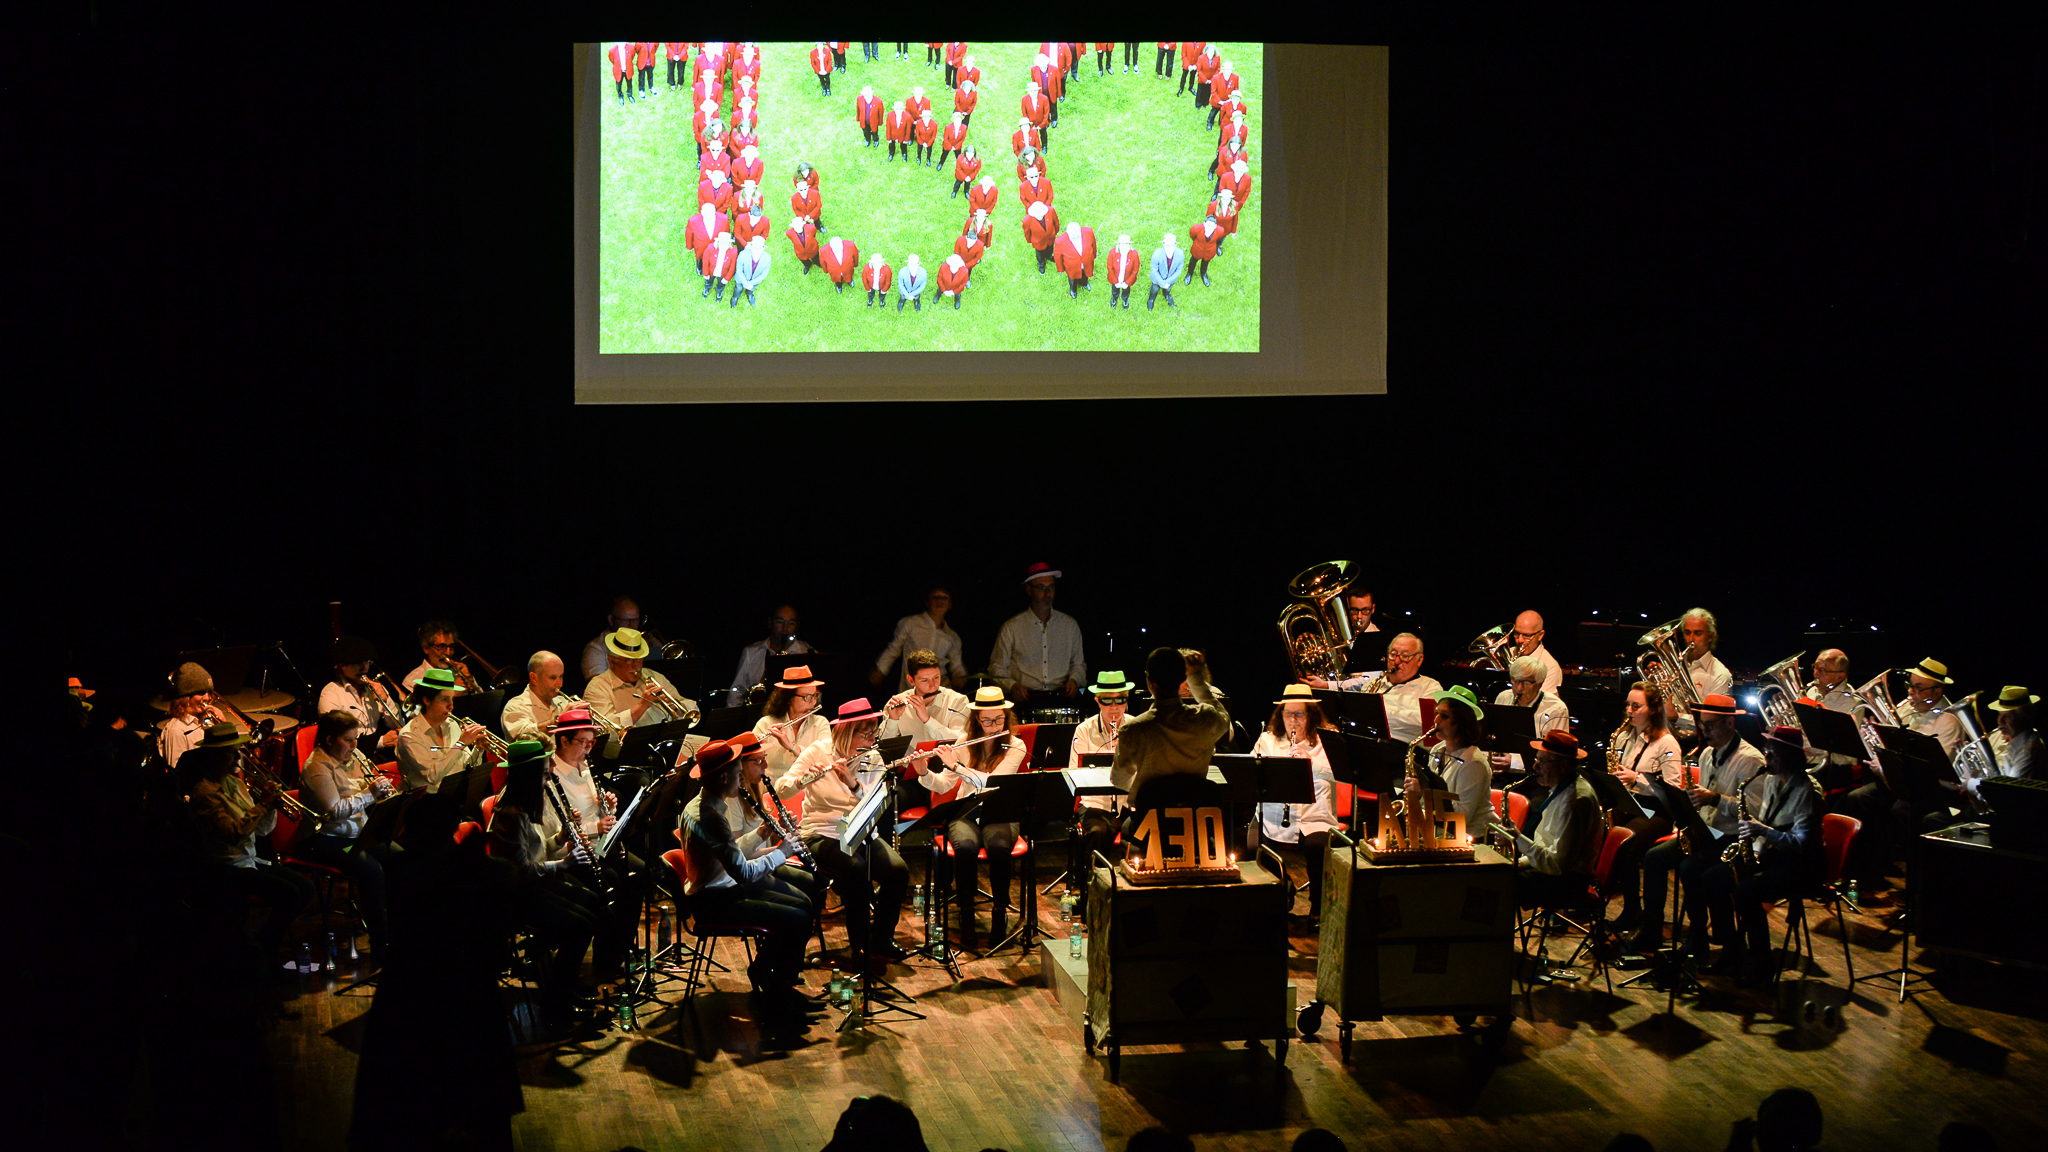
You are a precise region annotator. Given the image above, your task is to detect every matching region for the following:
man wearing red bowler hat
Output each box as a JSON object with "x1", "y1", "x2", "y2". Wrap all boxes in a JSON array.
[
  {"x1": 1495, "y1": 730, "x2": 1604, "y2": 910},
  {"x1": 1678, "y1": 724, "x2": 1823, "y2": 985},
  {"x1": 1628, "y1": 694, "x2": 1768, "y2": 953},
  {"x1": 991, "y1": 562, "x2": 1086, "y2": 703}
]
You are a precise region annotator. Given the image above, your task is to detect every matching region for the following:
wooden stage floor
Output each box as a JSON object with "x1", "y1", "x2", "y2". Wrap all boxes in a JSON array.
[{"x1": 268, "y1": 876, "x2": 2048, "y2": 1152}]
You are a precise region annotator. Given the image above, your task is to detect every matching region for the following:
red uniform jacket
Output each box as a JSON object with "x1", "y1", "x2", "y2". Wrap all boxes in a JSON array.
[
  {"x1": 1022, "y1": 212, "x2": 1060, "y2": 251},
  {"x1": 1216, "y1": 141, "x2": 1252, "y2": 173},
  {"x1": 856, "y1": 95, "x2": 884, "y2": 131},
  {"x1": 945, "y1": 42, "x2": 967, "y2": 67},
  {"x1": 1159, "y1": 41, "x2": 1177, "y2": 52},
  {"x1": 908, "y1": 94, "x2": 932, "y2": 119},
  {"x1": 635, "y1": 44, "x2": 657, "y2": 71},
  {"x1": 693, "y1": 52, "x2": 723, "y2": 86},
  {"x1": 1196, "y1": 53, "x2": 1221, "y2": 85},
  {"x1": 954, "y1": 152, "x2": 982, "y2": 182},
  {"x1": 1212, "y1": 72, "x2": 1240, "y2": 102},
  {"x1": 665, "y1": 42, "x2": 688, "y2": 62},
  {"x1": 914, "y1": 116, "x2": 939, "y2": 145},
  {"x1": 954, "y1": 88, "x2": 978, "y2": 116},
  {"x1": 693, "y1": 78, "x2": 723, "y2": 110},
  {"x1": 1107, "y1": 247, "x2": 1141, "y2": 288},
  {"x1": 1053, "y1": 226, "x2": 1098, "y2": 279},
  {"x1": 1218, "y1": 170, "x2": 1253, "y2": 209},
  {"x1": 1018, "y1": 176, "x2": 1054, "y2": 208},
  {"x1": 606, "y1": 44, "x2": 632, "y2": 82},
  {"x1": 810, "y1": 46, "x2": 833, "y2": 75},
  {"x1": 1188, "y1": 221, "x2": 1224, "y2": 261},
  {"x1": 1020, "y1": 94, "x2": 1050, "y2": 130},
  {"x1": 786, "y1": 222, "x2": 819, "y2": 262},
  {"x1": 1095, "y1": 42, "x2": 1115, "y2": 52},
  {"x1": 790, "y1": 187, "x2": 821, "y2": 222},
  {"x1": 692, "y1": 110, "x2": 718, "y2": 144},
  {"x1": 885, "y1": 110, "x2": 912, "y2": 142},
  {"x1": 1180, "y1": 42, "x2": 1205, "y2": 69},
  {"x1": 831, "y1": 41, "x2": 849, "y2": 55},
  {"x1": 1207, "y1": 197, "x2": 1240, "y2": 236},
  {"x1": 926, "y1": 42, "x2": 942, "y2": 52},
  {"x1": 967, "y1": 182, "x2": 999, "y2": 215},
  {"x1": 733, "y1": 56, "x2": 760, "y2": 83},
  {"x1": 1016, "y1": 154, "x2": 1048, "y2": 182},
  {"x1": 700, "y1": 243, "x2": 736, "y2": 280},
  {"x1": 942, "y1": 123, "x2": 967, "y2": 151},
  {"x1": 936, "y1": 260, "x2": 969, "y2": 294},
  {"x1": 798, "y1": 168, "x2": 820, "y2": 191},
  {"x1": 735, "y1": 211, "x2": 773, "y2": 248},
  {"x1": 699, "y1": 150, "x2": 731, "y2": 178},
  {"x1": 730, "y1": 157, "x2": 763, "y2": 188},
  {"x1": 698, "y1": 179, "x2": 733, "y2": 213},
  {"x1": 1012, "y1": 126, "x2": 1043, "y2": 156},
  {"x1": 727, "y1": 127, "x2": 758, "y2": 157},
  {"x1": 954, "y1": 234, "x2": 985, "y2": 269},
  {"x1": 733, "y1": 79, "x2": 758, "y2": 110},
  {"x1": 860, "y1": 262, "x2": 893, "y2": 292},
  {"x1": 1031, "y1": 65, "x2": 1062, "y2": 104},
  {"x1": 958, "y1": 65, "x2": 981, "y2": 89},
  {"x1": 685, "y1": 212, "x2": 729, "y2": 259},
  {"x1": 963, "y1": 216, "x2": 993, "y2": 247},
  {"x1": 821, "y1": 238, "x2": 859, "y2": 284}
]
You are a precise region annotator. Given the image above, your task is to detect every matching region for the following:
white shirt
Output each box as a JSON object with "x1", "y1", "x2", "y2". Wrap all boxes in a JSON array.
[
  {"x1": 1686, "y1": 651, "x2": 1733, "y2": 699},
  {"x1": 873, "y1": 612, "x2": 970, "y2": 685},
  {"x1": 753, "y1": 712, "x2": 831, "y2": 784},
  {"x1": 1426, "y1": 742, "x2": 1493, "y2": 835},
  {"x1": 396, "y1": 715, "x2": 482, "y2": 793},
  {"x1": 1804, "y1": 681, "x2": 1859, "y2": 769},
  {"x1": 1489, "y1": 688, "x2": 1571, "y2": 775},
  {"x1": 917, "y1": 732, "x2": 1028, "y2": 800},
  {"x1": 726, "y1": 638, "x2": 815, "y2": 707},
  {"x1": 158, "y1": 714, "x2": 206, "y2": 768},
  {"x1": 777, "y1": 735, "x2": 888, "y2": 842},
  {"x1": 1250, "y1": 731, "x2": 1336, "y2": 840},
  {"x1": 1615, "y1": 729, "x2": 1686, "y2": 800},
  {"x1": 401, "y1": 658, "x2": 448, "y2": 691},
  {"x1": 299, "y1": 746, "x2": 379, "y2": 839},
  {"x1": 878, "y1": 686, "x2": 968, "y2": 745},
  {"x1": 318, "y1": 680, "x2": 393, "y2": 739},
  {"x1": 583, "y1": 667, "x2": 695, "y2": 758},
  {"x1": 1991, "y1": 727, "x2": 2040, "y2": 780},
  {"x1": 989, "y1": 608, "x2": 1087, "y2": 694},
  {"x1": 580, "y1": 634, "x2": 613, "y2": 682},
  {"x1": 1695, "y1": 736, "x2": 1769, "y2": 836},
  {"x1": 1897, "y1": 696, "x2": 1964, "y2": 757},
  {"x1": 1518, "y1": 775, "x2": 1602, "y2": 877},
  {"x1": 1525, "y1": 643, "x2": 1565, "y2": 695},
  {"x1": 1069, "y1": 711, "x2": 1127, "y2": 811},
  {"x1": 537, "y1": 755, "x2": 605, "y2": 863},
  {"x1": 1328, "y1": 671, "x2": 1443, "y2": 744},
  {"x1": 501, "y1": 686, "x2": 564, "y2": 751}
]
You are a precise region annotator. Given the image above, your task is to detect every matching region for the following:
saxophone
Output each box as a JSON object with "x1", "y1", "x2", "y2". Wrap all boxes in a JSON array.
[
  {"x1": 1606, "y1": 721, "x2": 1630, "y2": 776},
  {"x1": 1721, "y1": 766, "x2": 1767, "y2": 878},
  {"x1": 1390, "y1": 736, "x2": 1434, "y2": 849}
]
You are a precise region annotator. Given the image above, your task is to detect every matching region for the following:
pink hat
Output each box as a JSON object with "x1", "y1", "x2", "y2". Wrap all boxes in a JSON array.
[{"x1": 1022, "y1": 561, "x2": 1062, "y2": 584}]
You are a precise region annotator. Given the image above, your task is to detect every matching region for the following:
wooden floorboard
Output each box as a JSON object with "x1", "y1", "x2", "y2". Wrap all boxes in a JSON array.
[{"x1": 261, "y1": 874, "x2": 2048, "y2": 1152}]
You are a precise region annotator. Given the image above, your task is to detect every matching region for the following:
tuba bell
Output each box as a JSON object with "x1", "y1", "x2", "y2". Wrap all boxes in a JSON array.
[
  {"x1": 1848, "y1": 670, "x2": 1901, "y2": 763},
  {"x1": 1635, "y1": 617, "x2": 1703, "y2": 712},
  {"x1": 1754, "y1": 652, "x2": 1810, "y2": 732},
  {"x1": 1277, "y1": 561, "x2": 1356, "y2": 682},
  {"x1": 1467, "y1": 624, "x2": 1516, "y2": 672},
  {"x1": 1946, "y1": 691, "x2": 2001, "y2": 813}
]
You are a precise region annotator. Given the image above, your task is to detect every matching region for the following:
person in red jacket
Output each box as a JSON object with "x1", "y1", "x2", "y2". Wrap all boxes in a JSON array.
[
  {"x1": 958, "y1": 54, "x2": 981, "y2": 91},
  {"x1": 907, "y1": 85, "x2": 932, "y2": 121},
  {"x1": 699, "y1": 232, "x2": 738, "y2": 303},
  {"x1": 665, "y1": 42, "x2": 689, "y2": 91},
  {"x1": 732, "y1": 180, "x2": 762, "y2": 220},
  {"x1": 1213, "y1": 93, "x2": 1250, "y2": 141},
  {"x1": 810, "y1": 42, "x2": 834, "y2": 96},
  {"x1": 953, "y1": 80, "x2": 978, "y2": 127},
  {"x1": 1015, "y1": 146, "x2": 1048, "y2": 183},
  {"x1": 1030, "y1": 56, "x2": 1061, "y2": 127},
  {"x1": 1177, "y1": 41, "x2": 1204, "y2": 96},
  {"x1": 1207, "y1": 189, "x2": 1240, "y2": 253},
  {"x1": 730, "y1": 144, "x2": 763, "y2": 191},
  {"x1": 790, "y1": 179, "x2": 823, "y2": 232},
  {"x1": 1156, "y1": 42, "x2": 1177, "y2": 79},
  {"x1": 820, "y1": 236, "x2": 859, "y2": 294},
  {"x1": 913, "y1": 109, "x2": 939, "y2": 166},
  {"x1": 925, "y1": 42, "x2": 943, "y2": 70},
  {"x1": 786, "y1": 217, "x2": 821, "y2": 274},
  {"x1": 699, "y1": 143, "x2": 731, "y2": 181},
  {"x1": 951, "y1": 144, "x2": 981, "y2": 199},
  {"x1": 727, "y1": 115, "x2": 759, "y2": 159},
  {"x1": 935, "y1": 253, "x2": 970, "y2": 310},
  {"x1": 692, "y1": 44, "x2": 722, "y2": 88},
  {"x1": 1214, "y1": 135, "x2": 1252, "y2": 193},
  {"x1": 685, "y1": 202, "x2": 728, "y2": 264},
  {"x1": 1193, "y1": 46, "x2": 1221, "y2": 110},
  {"x1": 734, "y1": 201, "x2": 773, "y2": 250},
  {"x1": 1219, "y1": 159, "x2": 1252, "y2": 211},
  {"x1": 1186, "y1": 215, "x2": 1224, "y2": 287},
  {"x1": 959, "y1": 210, "x2": 992, "y2": 258},
  {"x1": 831, "y1": 41, "x2": 849, "y2": 74},
  {"x1": 1021, "y1": 81, "x2": 1052, "y2": 151},
  {"x1": 701, "y1": 120, "x2": 727, "y2": 163},
  {"x1": 855, "y1": 86, "x2": 884, "y2": 148},
  {"x1": 733, "y1": 44, "x2": 760, "y2": 85},
  {"x1": 1022, "y1": 199, "x2": 1060, "y2": 275},
  {"x1": 860, "y1": 251, "x2": 893, "y2": 307},
  {"x1": 636, "y1": 43, "x2": 657, "y2": 98},
  {"x1": 1095, "y1": 42, "x2": 1115, "y2": 77},
  {"x1": 698, "y1": 170, "x2": 734, "y2": 215},
  {"x1": 966, "y1": 173, "x2": 999, "y2": 217},
  {"x1": 1017, "y1": 166, "x2": 1054, "y2": 210},
  {"x1": 1052, "y1": 221, "x2": 1098, "y2": 299},
  {"x1": 1207, "y1": 61, "x2": 1241, "y2": 129},
  {"x1": 944, "y1": 42, "x2": 967, "y2": 89},
  {"x1": 692, "y1": 72, "x2": 723, "y2": 115},
  {"x1": 937, "y1": 112, "x2": 967, "y2": 173},
  {"x1": 1012, "y1": 116, "x2": 1044, "y2": 162},
  {"x1": 884, "y1": 101, "x2": 913, "y2": 162},
  {"x1": 691, "y1": 99, "x2": 721, "y2": 156},
  {"x1": 606, "y1": 43, "x2": 635, "y2": 105},
  {"x1": 732, "y1": 74, "x2": 758, "y2": 115},
  {"x1": 1105, "y1": 233, "x2": 1140, "y2": 310}
]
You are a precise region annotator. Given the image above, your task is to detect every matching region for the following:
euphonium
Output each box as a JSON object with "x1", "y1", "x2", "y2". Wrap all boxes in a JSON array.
[
  {"x1": 1754, "y1": 652, "x2": 1810, "y2": 732},
  {"x1": 1946, "y1": 691, "x2": 2001, "y2": 813},
  {"x1": 1467, "y1": 623, "x2": 1516, "y2": 673},
  {"x1": 1635, "y1": 618, "x2": 1702, "y2": 713}
]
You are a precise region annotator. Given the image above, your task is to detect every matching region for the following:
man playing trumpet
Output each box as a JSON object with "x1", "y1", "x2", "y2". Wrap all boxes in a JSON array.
[{"x1": 582, "y1": 628, "x2": 698, "y2": 761}]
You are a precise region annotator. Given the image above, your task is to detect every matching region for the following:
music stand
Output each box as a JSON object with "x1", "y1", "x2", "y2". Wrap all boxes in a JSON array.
[
  {"x1": 1031, "y1": 723, "x2": 1077, "y2": 770},
  {"x1": 759, "y1": 652, "x2": 813, "y2": 693},
  {"x1": 692, "y1": 704, "x2": 758, "y2": 742},
  {"x1": 454, "y1": 688, "x2": 507, "y2": 734},
  {"x1": 837, "y1": 779, "x2": 928, "y2": 1030},
  {"x1": 616, "y1": 718, "x2": 699, "y2": 767},
  {"x1": 972, "y1": 774, "x2": 1076, "y2": 954},
  {"x1": 1481, "y1": 704, "x2": 1538, "y2": 764},
  {"x1": 1314, "y1": 689, "x2": 1388, "y2": 739},
  {"x1": 895, "y1": 793, "x2": 985, "y2": 979},
  {"x1": 1078, "y1": 752, "x2": 1114, "y2": 770},
  {"x1": 1215, "y1": 754, "x2": 1314, "y2": 856}
]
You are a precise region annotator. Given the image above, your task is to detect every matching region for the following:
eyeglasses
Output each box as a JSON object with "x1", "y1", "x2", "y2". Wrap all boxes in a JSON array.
[
  {"x1": 795, "y1": 692, "x2": 820, "y2": 702},
  {"x1": 426, "y1": 642, "x2": 456, "y2": 652},
  {"x1": 1514, "y1": 631, "x2": 1541, "y2": 641},
  {"x1": 1512, "y1": 678, "x2": 1540, "y2": 688}
]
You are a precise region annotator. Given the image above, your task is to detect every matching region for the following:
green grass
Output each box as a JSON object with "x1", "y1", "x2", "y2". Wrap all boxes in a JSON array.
[{"x1": 597, "y1": 43, "x2": 1260, "y2": 353}]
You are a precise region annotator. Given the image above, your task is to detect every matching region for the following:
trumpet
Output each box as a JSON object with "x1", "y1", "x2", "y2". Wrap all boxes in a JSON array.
[
  {"x1": 349, "y1": 748, "x2": 396, "y2": 797},
  {"x1": 634, "y1": 676, "x2": 701, "y2": 726},
  {"x1": 552, "y1": 691, "x2": 628, "y2": 737}
]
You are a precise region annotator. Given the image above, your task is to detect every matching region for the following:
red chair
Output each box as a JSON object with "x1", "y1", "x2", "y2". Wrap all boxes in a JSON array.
[
  {"x1": 1775, "y1": 813, "x2": 1861, "y2": 987},
  {"x1": 1522, "y1": 824, "x2": 1636, "y2": 994},
  {"x1": 661, "y1": 847, "x2": 767, "y2": 1037},
  {"x1": 271, "y1": 790, "x2": 352, "y2": 946},
  {"x1": 1013, "y1": 722, "x2": 1040, "y2": 767},
  {"x1": 929, "y1": 767, "x2": 1034, "y2": 950},
  {"x1": 479, "y1": 793, "x2": 498, "y2": 828},
  {"x1": 295, "y1": 724, "x2": 317, "y2": 771},
  {"x1": 453, "y1": 820, "x2": 481, "y2": 845}
]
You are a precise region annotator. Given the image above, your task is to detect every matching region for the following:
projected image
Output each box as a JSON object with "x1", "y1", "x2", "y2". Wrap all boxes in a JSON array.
[{"x1": 599, "y1": 41, "x2": 1259, "y2": 354}]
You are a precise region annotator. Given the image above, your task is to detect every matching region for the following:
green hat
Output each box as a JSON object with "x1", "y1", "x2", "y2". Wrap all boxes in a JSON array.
[
  {"x1": 504, "y1": 739, "x2": 548, "y2": 769},
  {"x1": 1088, "y1": 671, "x2": 1134, "y2": 696},
  {"x1": 1431, "y1": 684, "x2": 1485, "y2": 721},
  {"x1": 416, "y1": 668, "x2": 465, "y2": 694}
]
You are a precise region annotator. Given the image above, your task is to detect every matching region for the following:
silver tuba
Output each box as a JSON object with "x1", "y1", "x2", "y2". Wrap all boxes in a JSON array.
[
  {"x1": 1466, "y1": 624, "x2": 1516, "y2": 672},
  {"x1": 1635, "y1": 617, "x2": 1703, "y2": 713},
  {"x1": 1277, "y1": 561, "x2": 1356, "y2": 682},
  {"x1": 1754, "y1": 651, "x2": 1810, "y2": 732},
  {"x1": 1946, "y1": 691, "x2": 2000, "y2": 813},
  {"x1": 1848, "y1": 670, "x2": 1901, "y2": 764}
]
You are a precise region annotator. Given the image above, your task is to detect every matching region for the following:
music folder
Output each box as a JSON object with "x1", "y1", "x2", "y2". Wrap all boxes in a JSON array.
[
  {"x1": 1078, "y1": 752, "x2": 1115, "y2": 769},
  {"x1": 1794, "y1": 701, "x2": 1866, "y2": 762},
  {"x1": 1213, "y1": 754, "x2": 1314, "y2": 808},
  {"x1": 1480, "y1": 703, "x2": 1538, "y2": 757},
  {"x1": 616, "y1": 717, "x2": 701, "y2": 766},
  {"x1": 1062, "y1": 766, "x2": 1123, "y2": 797}
]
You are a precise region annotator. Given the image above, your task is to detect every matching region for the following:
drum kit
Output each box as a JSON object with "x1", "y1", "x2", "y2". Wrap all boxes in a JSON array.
[{"x1": 148, "y1": 686, "x2": 302, "y2": 736}]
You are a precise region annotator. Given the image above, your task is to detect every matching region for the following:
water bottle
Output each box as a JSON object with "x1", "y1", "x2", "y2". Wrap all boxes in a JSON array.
[
  {"x1": 913, "y1": 888, "x2": 925, "y2": 916},
  {"x1": 616, "y1": 992, "x2": 636, "y2": 1031},
  {"x1": 1070, "y1": 920, "x2": 1085, "y2": 960},
  {"x1": 348, "y1": 934, "x2": 359, "y2": 963},
  {"x1": 828, "y1": 971, "x2": 845, "y2": 1004},
  {"x1": 1060, "y1": 892, "x2": 1077, "y2": 923},
  {"x1": 297, "y1": 942, "x2": 314, "y2": 974},
  {"x1": 657, "y1": 904, "x2": 672, "y2": 952},
  {"x1": 325, "y1": 932, "x2": 338, "y2": 972},
  {"x1": 1845, "y1": 880, "x2": 1859, "y2": 906}
]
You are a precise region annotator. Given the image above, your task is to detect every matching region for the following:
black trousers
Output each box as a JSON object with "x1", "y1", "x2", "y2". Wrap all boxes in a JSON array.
[
  {"x1": 862, "y1": 42, "x2": 878, "y2": 61},
  {"x1": 1034, "y1": 244, "x2": 1052, "y2": 273},
  {"x1": 928, "y1": 46, "x2": 941, "y2": 66},
  {"x1": 945, "y1": 818, "x2": 1021, "y2": 933},
  {"x1": 1682, "y1": 857, "x2": 1806, "y2": 958},
  {"x1": 897, "y1": 43, "x2": 910, "y2": 56},
  {"x1": 1195, "y1": 80, "x2": 1212, "y2": 109},
  {"x1": 667, "y1": 59, "x2": 683, "y2": 86},
  {"x1": 1125, "y1": 42, "x2": 1140, "y2": 67},
  {"x1": 816, "y1": 72, "x2": 830, "y2": 95},
  {"x1": 945, "y1": 64, "x2": 958, "y2": 87},
  {"x1": 296, "y1": 832, "x2": 395, "y2": 950},
  {"x1": 804, "y1": 833, "x2": 909, "y2": 954},
  {"x1": 1611, "y1": 815, "x2": 1673, "y2": 916},
  {"x1": 1146, "y1": 282, "x2": 1174, "y2": 307},
  {"x1": 832, "y1": 48, "x2": 846, "y2": 71},
  {"x1": 1179, "y1": 65, "x2": 1194, "y2": 93},
  {"x1": 1517, "y1": 868, "x2": 1596, "y2": 909},
  {"x1": 1267, "y1": 831, "x2": 1333, "y2": 915},
  {"x1": 515, "y1": 871, "x2": 602, "y2": 1008},
  {"x1": 693, "y1": 879, "x2": 812, "y2": 990},
  {"x1": 1158, "y1": 47, "x2": 1176, "y2": 76},
  {"x1": 204, "y1": 858, "x2": 315, "y2": 955},
  {"x1": 1098, "y1": 49, "x2": 1112, "y2": 72}
]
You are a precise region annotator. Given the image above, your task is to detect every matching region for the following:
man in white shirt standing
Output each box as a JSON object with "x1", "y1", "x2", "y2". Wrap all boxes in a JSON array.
[
  {"x1": 870, "y1": 587, "x2": 968, "y2": 690},
  {"x1": 1488, "y1": 655, "x2": 1571, "y2": 777},
  {"x1": 990, "y1": 562, "x2": 1086, "y2": 703},
  {"x1": 1304, "y1": 632, "x2": 1442, "y2": 744},
  {"x1": 502, "y1": 650, "x2": 569, "y2": 752},
  {"x1": 727, "y1": 604, "x2": 814, "y2": 706}
]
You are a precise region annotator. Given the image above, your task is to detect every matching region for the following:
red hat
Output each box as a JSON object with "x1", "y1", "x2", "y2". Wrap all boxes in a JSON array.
[
  {"x1": 1764, "y1": 724, "x2": 1805, "y2": 751},
  {"x1": 693, "y1": 739, "x2": 734, "y2": 780},
  {"x1": 725, "y1": 731, "x2": 765, "y2": 758},
  {"x1": 774, "y1": 665, "x2": 824, "y2": 690},
  {"x1": 552, "y1": 708, "x2": 597, "y2": 734},
  {"x1": 1530, "y1": 730, "x2": 1589, "y2": 760},
  {"x1": 67, "y1": 676, "x2": 95, "y2": 699},
  {"x1": 1022, "y1": 561, "x2": 1062, "y2": 584},
  {"x1": 1692, "y1": 693, "x2": 1746, "y2": 716},
  {"x1": 830, "y1": 698, "x2": 883, "y2": 726}
]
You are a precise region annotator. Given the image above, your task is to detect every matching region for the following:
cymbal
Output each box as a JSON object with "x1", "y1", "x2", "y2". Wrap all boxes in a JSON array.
[
  {"x1": 225, "y1": 687, "x2": 295, "y2": 713},
  {"x1": 246, "y1": 711, "x2": 300, "y2": 734}
]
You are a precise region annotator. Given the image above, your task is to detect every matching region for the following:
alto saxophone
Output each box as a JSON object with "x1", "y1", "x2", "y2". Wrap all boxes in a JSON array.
[{"x1": 1606, "y1": 721, "x2": 1630, "y2": 777}]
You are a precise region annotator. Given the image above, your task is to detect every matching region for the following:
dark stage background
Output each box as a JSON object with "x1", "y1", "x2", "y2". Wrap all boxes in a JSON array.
[{"x1": 15, "y1": 12, "x2": 2044, "y2": 725}]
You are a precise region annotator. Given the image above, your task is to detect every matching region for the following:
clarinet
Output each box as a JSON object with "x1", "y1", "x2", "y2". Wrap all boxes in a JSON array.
[
  {"x1": 541, "y1": 770, "x2": 614, "y2": 901},
  {"x1": 741, "y1": 778, "x2": 818, "y2": 870}
]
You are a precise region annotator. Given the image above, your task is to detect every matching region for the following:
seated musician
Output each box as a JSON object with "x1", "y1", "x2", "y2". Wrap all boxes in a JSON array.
[
  {"x1": 1068, "y1": 670, "x2": 1135, "y2": 906},
  {"x1": 1509, "y1": 611, "x2": 1564, "y2": 695},
  {"x1": 1678, "y1": 725, "x2": 1823, "y2": 984},
  {"x1": 159, "y1": 661, "x2": 228, "y2": 769},
  {"x1": 1678, "y1": 608, "x2": 1733, "y2": 702},
  {"x1": 402, "y1": 619, "x2": 479, "y2": 692},
  {"x1": 681, "y1": 738, "x2": 820, "y2": 1032},
  {"x1": 728, "y1": 731, "x2": 824, "y2": 905},
  {"x1": 1252, "y1": 684, "x2": 1337, "y2": 921},
  {"x1": 1844, "y1": 657, "x2": 1963, "y2": 889},
  {"x1": 1110, "y1": 646, "x2": 1231, "y2": 810},
  {"x1": 1412, "y1": 685, "x2": 1493, "y2": 836},
  {"x1": 579, "y1": 596, "x2": 645, "y2": 682},
  {"x1": 754, "y1": 665, "x2": 831, "y2": 784},
  {"x1": 1801, "y1": 648, "x2": 1859, "y2": 789},
  {"x1": 879, "y1": 649, "x2": 970, "y2": 744},
  {"x1": 1629, "y1": 694, "x2": 1766, "y2": 953},
  {"x1": 909, "y1": 687, "x2": 1030, "y2": 950},
  {"x1": 318, "y1": 636, "x2": 402, "y2": 757},
  {"x1": 1301, "y1": 632, "x2": 1441, "y2": 744},
  {"x1": 396, "y1": 668, "x2": 487, "y2": 793},
  {"x1": 582, "y1": 627, "x2": 698, "y2": 761},
  {"x1": 725, "y1": 604, "x2": 812, "y2": 707},
  {"x1": 775, "y1": 699, "x2": 912, "y2": 968},
  {"x1": 1495, "y1": 731, "x2": 1603, "y2": 908},
  {"x1": 298, "y1": 709, "x2": 398, "y2": 958},
  {"x1": 1488, "y1": 655, "x2": 1571, "y2": 777},
  {"x1": 183, "y1": 725, "x2": 315, "y2": 969},
  {"x1": 502, "y1": 650, "x2": 568, "y2": 752},
  {"x1": 545, "y1": 708, "x2": 643, "y2": 973},
  {"x1": 1608, "y1": 681, "x2": 1686, "y2": 935},
  {"x1": 1987, "y1": 685, "x2": 2041, "y2": 782},
  {"x1": 486, "y1": 740, "x2": 606, "y2": 1032}
]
